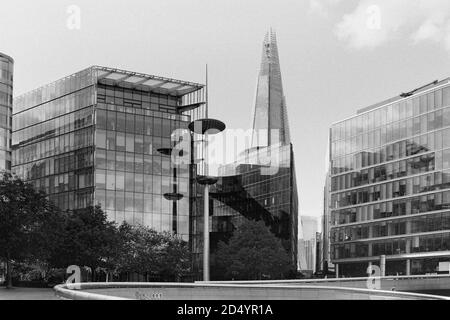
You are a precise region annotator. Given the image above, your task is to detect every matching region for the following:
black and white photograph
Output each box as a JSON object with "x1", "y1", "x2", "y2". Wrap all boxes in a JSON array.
[{"x1": 1, "y1": 0, "x2": 450, "y2": 309}]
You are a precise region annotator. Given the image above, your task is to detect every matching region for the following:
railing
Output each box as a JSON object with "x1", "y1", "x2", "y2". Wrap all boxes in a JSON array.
[{"x1": 202, "y1": 273, "x2": 450, "y2": 284}]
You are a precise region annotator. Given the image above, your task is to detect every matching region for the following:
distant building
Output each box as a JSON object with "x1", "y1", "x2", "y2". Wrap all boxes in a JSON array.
[
  {"x1": 302, "y1": 216, "x2": 318, "y2": 240},
  {"x1": 322, "y1": 171, "x2": 335, "y2": 274},
  {"x1": 315, "y1": 231, "x2": 323, "y2": 274},
  {"x1": 300, "y1": 216, "x2": 318, "y2": 274}
]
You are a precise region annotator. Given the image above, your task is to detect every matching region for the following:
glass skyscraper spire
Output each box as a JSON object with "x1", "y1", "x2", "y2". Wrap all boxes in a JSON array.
[
  {"x1": 190, "y1": 30, "x2": 303, "y2": 279},
  {"x1": 251, "y1": 28, "x2": 291, "y2": 148}
]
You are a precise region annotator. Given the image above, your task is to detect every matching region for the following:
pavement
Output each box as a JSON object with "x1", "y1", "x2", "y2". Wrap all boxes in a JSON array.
[{"x1": 0, "y1": 287, "x2": 59, "y2": 300}]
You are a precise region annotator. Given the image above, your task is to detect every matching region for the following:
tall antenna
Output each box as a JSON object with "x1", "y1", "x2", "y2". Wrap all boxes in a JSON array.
[{"x1": 205, "y1": 64, "x2": 209, "y2": 118}]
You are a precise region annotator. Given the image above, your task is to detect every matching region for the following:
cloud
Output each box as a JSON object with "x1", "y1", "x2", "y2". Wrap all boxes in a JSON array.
[
  {"x1": 308, "y1": 0, "x2": 342, "y2": 18},
  {"x1": 311, "y1": 0, "x2": 450, "y2": 51}
]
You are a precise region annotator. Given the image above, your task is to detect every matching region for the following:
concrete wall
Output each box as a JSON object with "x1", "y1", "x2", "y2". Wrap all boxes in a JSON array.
[{"x1": 54, "y1": 282, "x2": 448, "y2": 300}]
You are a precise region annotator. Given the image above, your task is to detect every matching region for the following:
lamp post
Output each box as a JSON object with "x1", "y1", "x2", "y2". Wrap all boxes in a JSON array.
[
  {"x1": 158, "y1": 147, "x2": 183, "y2": 235},
  {"x1": 188, "y1": 118, "x2": 225, "y2": 281}
]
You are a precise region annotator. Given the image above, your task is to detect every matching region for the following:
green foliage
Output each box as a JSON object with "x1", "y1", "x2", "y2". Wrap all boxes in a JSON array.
[
  {"x1": 0, "y1": 173, "x2": 191, "y2": 285},
  {"x1": 114, "y1": 223, "x2": 191, "y2": 280},
  {"x1": 216, "y1": 219, "x2": 294, "y2": 280},
  {"x1": 48, "y1": 205, "x2": 120, "y2": 272},
  {"x1": 0, "y1": 173, "x2": 64, "y2": 287}
]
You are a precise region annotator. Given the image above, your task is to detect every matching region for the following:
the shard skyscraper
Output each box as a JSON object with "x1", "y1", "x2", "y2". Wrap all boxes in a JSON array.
[
  {"x1": 251, "y1": 29, "x2": 291, "y2": 148},
  {"x1": 191, "y1": 29, "x2": 304, "y2": 279}
]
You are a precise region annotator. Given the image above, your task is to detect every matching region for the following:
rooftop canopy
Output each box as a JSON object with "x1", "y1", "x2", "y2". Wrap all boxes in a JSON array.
[{"x1": 93, "y1": 66, "x2": 204, "y2": 97}]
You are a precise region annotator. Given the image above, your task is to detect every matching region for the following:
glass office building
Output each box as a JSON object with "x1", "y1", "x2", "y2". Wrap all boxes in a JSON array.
[
  {"x1": 329, "y1": 78, "x2": 450, "y2": 276},
  {"x1": 191, "y1": 144, "x2": 298, "y2": 278},
  {"x1": 12, "y1": 66, "x2": 205, "y2": 241},
  {"x1": 0, "y1": 53, "x2": 13, "y2": 173}
]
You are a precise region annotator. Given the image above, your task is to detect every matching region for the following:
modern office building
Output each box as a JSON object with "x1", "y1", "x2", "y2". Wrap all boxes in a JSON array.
[
  {"x1": 322, "y1": 171, "x2": 334, "y2": 274},
  {"x1": 200, "y1": 143, "x2": 299, "y2": 278},
  {"x1": 329, "y1": 78, "x2": 450, "y2": 277},
  {"x1": 300, "y1": 216, "x2": 318, "y2": 274},
  {"x1": 302, "y1": 216, "x2": 318, "y2": 240},
  {"x1": 191, "y1": 29, "x2": 300, "y2": 278},
  {"x1": 12, "y1": 66, "x2": 206, "y2": 241},
  {"x1": 0, "y1": 52, "x2": 13, "y2": 173}
]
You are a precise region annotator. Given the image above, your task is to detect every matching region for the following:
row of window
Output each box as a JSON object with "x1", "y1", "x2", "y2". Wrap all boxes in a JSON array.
[
  {"x1": 96, "y1": 189, "x2": 189, "y2": 216},
  {"x1": 14, "y1": 68, "x2": 94, "y2": 113},
  {"x1": 332, "y1": 189, "x2": 450, "y2": 225},
  {"x1": 332, "y1": 152, "x2": 437, "y2": 192},
  {"x1": 331, "y1": 169, "x2": 450, "y2": 209},
  {"x1": 48, "y1": 189, "x2": 93, "y2": 212},
  {"x1": 12, "y1": 127, "x2": 94, "y2": 166},
  {"x1": 332, "y1": 212, "x2": 450, "y2": 243},
  {"x1": 97, "y1": 84, "x2": 179, "y2": 106},
  {"x1": 27, "y1": 169, "x2": 94, "y2": 195},
  {"x1": 332, "y1": 86, "x2": 450, "y2": 142},
  {"x1": 95, "y1": 170, "x2": 189, "y2": 194},
  {"x1": 333, "y1": 107, "x2": 450, "y2": 158},
  {"x1": 13, "y1": 106, "x2": 93, "y2": 147},
  {"x1": 96, "y1": 148, "x2": 189, "y2": 177},
  {"x1": 96, "y1": 109, "x2": 189, "y2": 137},
  {"x1": 12, "y1": 148, "x2": 93, "y2": 181},
  {"x1": 97, "y1": 102, "x2": 190, "y2": 122},
  {"x1": 333, "y1": 233, "x2": 450, "y2": 260},
  {"x1": 332, "y1": 123, "x2": 450, "y2": 175},
  {"x1": 13, "y1": 86, "x2": 95, "y2": 131}
]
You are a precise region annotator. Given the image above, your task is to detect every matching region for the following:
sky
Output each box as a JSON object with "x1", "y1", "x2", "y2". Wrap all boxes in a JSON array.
[{"x1": 2, "y1": 0, "x2": 450, "y2": 226}]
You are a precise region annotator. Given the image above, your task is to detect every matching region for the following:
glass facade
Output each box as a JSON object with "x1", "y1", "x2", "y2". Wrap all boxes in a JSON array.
[
  {"x1": 251, "y1": 29, "x2": 291, "y2": 148},
  {"x1": 191, "y1": 144, "x2": 298, "y2": 279},
  {"x1": 329, "y1": 79, "x2": 450, "y2": 276},
  {"x1": 0, "y1": 53, "x2": 13, "y2": 172},
  {"x1": 12, "y1": 66, "x2": 205, "y2": 242}
]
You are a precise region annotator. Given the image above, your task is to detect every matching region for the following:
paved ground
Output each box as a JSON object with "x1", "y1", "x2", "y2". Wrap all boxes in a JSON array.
[{"x1": 0, "y1": 287, "x2": 59, "y2": 300}]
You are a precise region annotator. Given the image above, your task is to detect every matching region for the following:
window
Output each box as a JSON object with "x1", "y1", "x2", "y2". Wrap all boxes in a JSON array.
[
  {"x1": 96, "y1": 130, "x2": 106, "y2": 149},
  {"x1": 444, "y1": 87, "x2": 450, "y2": 107},
  {"x1": 107, "y1": 111, "x2": 116, "y2": 131},
  {"x1": 97, "y1": 109, "x2": 107, "y2": 129}
]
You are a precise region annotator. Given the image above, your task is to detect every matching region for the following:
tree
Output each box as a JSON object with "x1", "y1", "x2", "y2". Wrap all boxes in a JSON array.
[
  {"x1": 114, "y1": 223, "x2": 191, "y2": 281},
  {"x1": 158, "y1": 231, "x2": 191, "y2": 281},
  {"x1": 0, "y1": 173, "x2": 63, "y2": 288},
  {"x1": 48, "y1": 205, "x2": 120, "y2": 280},
  {"x1": 215, "y1": 219, "x2": 294, "y2": 280}
]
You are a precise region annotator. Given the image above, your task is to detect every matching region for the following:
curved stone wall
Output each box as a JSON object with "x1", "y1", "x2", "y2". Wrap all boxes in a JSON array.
[{"x1": 53, "y1": 282, "x2": 449, "y2": 300}]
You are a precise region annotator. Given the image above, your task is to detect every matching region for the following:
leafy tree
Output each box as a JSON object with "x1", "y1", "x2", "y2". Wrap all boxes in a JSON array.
[
  {"x1": 114, "y1": 223, "x2": 161, "y2": 279},
  {"x1": 215, "y1": 219, "x2": 294, "y2": 280},
  {"x1": 0, "y1": 173, "x2": 63, "y2": 288},
  {"x1": 48, "y1": 205, "x2": 120, "y2": 280},
  {"x1": 158, "y1": 231, "x2": 191, "y2": 281},
  {"x1": 114, "y1": 223, "x2": 191, "y2": 281}
]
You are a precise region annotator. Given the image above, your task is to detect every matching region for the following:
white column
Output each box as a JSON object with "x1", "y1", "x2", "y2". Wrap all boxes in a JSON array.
[
  {"x1": 380, "y1": 255, "x2": 386, "y2": 277},
  {"x1": 203, "y1": 184, "x2": 210, "y2": 282},
  {"x1": 406, "y1": 259, "x2": 411, "y2": 276}
]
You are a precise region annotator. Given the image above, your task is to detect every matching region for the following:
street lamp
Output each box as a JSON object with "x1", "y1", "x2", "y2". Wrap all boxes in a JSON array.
[
  {"x1": 188, "y1": 118, "x2": 225, "y2": 282},
  {"x1": 158, "y1": 147, "x2": 184, "y2": 235}
]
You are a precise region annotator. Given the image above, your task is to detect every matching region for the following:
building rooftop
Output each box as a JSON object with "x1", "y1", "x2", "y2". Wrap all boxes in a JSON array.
[
  {"x1": 332, "y1": 77, "x2": 450, "y2": 126},
  {"x1": 356, "y1": 78, "x2": 450, "y2": 115},
  {"x1": 14, "y1": 65, "x2": 204, "y2": 101},
  {"x1": 0, "y1": 52, "x2": 14, "y2": 63},
  {"x1": 93, "y1": 65, "x2": 204, "y2": 96}
]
